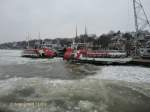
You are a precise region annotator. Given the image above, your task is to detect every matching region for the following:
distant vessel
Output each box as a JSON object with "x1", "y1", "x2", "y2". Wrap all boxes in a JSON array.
[
  {"x1": 22, "y1": 47, "x2": 56, "y2": 58},
  {"x1": 64, "y1": 43, "x2": 132, "y2": 64},
  {"x1": 22, "y1": 40, "x2": 56, "y2": 58},
  {"x1": 21, "y1": 32, "x2": 57, "y2": 58}
]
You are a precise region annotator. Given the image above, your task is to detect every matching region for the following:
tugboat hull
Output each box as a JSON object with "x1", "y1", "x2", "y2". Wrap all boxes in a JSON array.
[{"x1": 70, "y1": 57, "x2": 133, "y2": 65}]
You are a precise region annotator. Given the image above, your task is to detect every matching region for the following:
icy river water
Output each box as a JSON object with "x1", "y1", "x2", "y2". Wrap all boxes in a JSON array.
[{"x1": 0, "y1": 50, "x2": 150, "y2": 112}]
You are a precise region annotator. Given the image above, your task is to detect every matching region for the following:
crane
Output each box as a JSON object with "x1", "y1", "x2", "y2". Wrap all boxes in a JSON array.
[{"x1": 133, "y1": 0, "x2": 150, "y2": 38}]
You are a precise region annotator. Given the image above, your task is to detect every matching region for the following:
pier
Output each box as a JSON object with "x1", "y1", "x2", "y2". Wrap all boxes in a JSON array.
[{"x1": 131, "y1": 58, "x2": 150, "y2": 66}]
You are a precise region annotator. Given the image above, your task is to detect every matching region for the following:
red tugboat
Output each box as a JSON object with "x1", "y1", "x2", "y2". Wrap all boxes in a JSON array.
[
  {"x1": 64, "y1": 43, "x2": 132, "y2": 64},
  {"x1": 22, "y1": 44, "x2": 56, "y2": 58}
]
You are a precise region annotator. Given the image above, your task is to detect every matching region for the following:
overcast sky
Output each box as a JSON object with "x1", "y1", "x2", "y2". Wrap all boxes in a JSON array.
[{"x1": 0, "y1": 0, "x2": 150, "y2": 43}]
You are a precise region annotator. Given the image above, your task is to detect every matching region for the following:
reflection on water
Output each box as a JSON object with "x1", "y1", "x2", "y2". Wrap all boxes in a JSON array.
[{"x1": 0, "y1": 50, "x2": 150, "y2": 112}]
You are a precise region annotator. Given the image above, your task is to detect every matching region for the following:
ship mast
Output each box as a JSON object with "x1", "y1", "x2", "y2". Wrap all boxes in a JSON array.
[
  {"x1": 26, "y1": 32, "x2": 30, "y2": 48},
  {"x1": 74, "y1": 25, "x2": 78, "y2": 44},
  {"x1": 84, "y1": 25, "x2": 88, "y2": 44},
  {"x1": 76, "y1": 25, "x2": 78, "y2": 38},
  {"x1": 85, "y1": 25, "x2": 87, "y2": 36}
]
